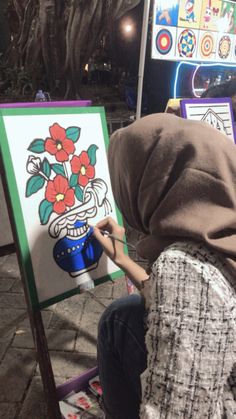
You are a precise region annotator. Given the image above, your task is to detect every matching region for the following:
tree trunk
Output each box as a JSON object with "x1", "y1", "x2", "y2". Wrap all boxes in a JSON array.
[
  {"x1": 38, "y1": 0, "x2": 60, "y2": 89},
  {"x1": 6, "y1": 0, "x2": 141, "y2": 98},
  {"x1": 0, "y1": 0, "x2": 11, "y2": 53}
]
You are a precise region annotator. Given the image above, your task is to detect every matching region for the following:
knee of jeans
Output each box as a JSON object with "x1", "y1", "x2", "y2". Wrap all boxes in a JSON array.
[
  {"x1": 98, "y1": 295, "x2": 144, "y2": 339},
  {"x1": 98, "y1": 300, "x2": 117, "y2": 338},
  {"x1": 98, "y1": 298, "x2": 128, "y2": 343}
]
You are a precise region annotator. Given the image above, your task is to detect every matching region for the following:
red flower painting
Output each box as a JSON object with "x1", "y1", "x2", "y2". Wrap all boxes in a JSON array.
[
  {"x1": 70, "y1": 151, "x2": 95, "y2": 187},
  {"x1": 26, "y1": 122, "x2": 98, "y2": 225},
  {"x1": 45, "y1": 123, "x2": 75, "y2": 162},
  {"x1": 45, "y1": 174, "x2": 75, "y2": 214}
]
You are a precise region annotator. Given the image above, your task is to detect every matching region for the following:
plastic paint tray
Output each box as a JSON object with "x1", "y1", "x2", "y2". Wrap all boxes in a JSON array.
[{"x1": 57, "y1": 366, "x2": 99, "y2": 418}]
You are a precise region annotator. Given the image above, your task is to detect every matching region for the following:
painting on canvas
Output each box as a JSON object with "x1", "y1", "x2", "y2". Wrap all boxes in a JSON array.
[{"x1": 0, "y1": 106, "x2": 123, "y2": 309}]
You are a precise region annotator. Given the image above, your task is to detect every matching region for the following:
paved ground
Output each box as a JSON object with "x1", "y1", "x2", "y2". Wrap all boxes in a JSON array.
[
  {"x1": 0, "y1": 175, "x2": 145, "y2": 419},
  {"x1": 0, "y1": 251, "x2": 129, "y2": 419}
]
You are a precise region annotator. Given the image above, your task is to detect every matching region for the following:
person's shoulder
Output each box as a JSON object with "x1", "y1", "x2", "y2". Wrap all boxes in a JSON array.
[
  {"x1": 152, "y1": 240, "x2": 224, "y2": 279},
  {"x1": 156, "y1": 240, "x2": 211, "y2": 262}
]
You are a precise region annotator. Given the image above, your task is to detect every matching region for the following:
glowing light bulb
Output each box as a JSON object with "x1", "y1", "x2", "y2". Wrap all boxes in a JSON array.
[{"x1": 124, "y1": 24, "x2": 133, "y2": 33}]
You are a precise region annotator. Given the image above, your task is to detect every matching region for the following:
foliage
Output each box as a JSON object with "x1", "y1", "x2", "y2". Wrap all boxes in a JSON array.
[{"x1": 0, "y1": 54, "x2": 33, "y2": 99}]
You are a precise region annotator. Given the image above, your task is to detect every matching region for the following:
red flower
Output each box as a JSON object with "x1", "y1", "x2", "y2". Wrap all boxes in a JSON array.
[
  {"x1": 45, "y1": 123, "x2": 75, "y2": 162},
  {"x1": 70, "y1": 151, "x2": 95, "y2": 187},
  {"x1": 45, "y1": 175, "x2": 75, "y2": 214}
]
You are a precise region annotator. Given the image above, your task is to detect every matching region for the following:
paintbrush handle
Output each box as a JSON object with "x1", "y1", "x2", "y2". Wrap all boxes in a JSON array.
[
  {"x1": 88, "y1": 224, "x2": 136, "y2": 251},
  {"x1": 101, "y1": 231, "x2": 136, "y2": 250}
]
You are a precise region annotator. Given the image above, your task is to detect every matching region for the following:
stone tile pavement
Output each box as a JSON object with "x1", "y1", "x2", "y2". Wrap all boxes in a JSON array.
[{"x1": 0, "y1": 252, "x2": 129, "y2": 418}]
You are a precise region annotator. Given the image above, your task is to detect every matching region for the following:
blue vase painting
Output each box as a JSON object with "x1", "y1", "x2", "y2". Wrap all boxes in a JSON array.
[{"x1": 53, "y1": 220, "x2": 103, "y2": 277}]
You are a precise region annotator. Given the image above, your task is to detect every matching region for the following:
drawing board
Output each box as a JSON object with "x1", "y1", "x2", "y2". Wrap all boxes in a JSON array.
[
  {"x1": 180, "y1": 97, "x2": 236, "y2": 142},
  {"x1": 0, "y1": 106, "x2": 123, "y2": 310}
]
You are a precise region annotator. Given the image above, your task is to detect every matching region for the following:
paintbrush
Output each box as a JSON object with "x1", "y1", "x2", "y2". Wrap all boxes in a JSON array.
[
  {"x1": 100, "y1": 230, "x2": 137, "y2": 250},
  {"x1": 89, "y1": 224, "x2": 136, "y2": 250}
]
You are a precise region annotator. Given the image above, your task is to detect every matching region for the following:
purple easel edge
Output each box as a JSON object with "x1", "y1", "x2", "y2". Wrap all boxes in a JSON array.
[
  {"x1": 0, "y1": 100, "x2": 92, "y2": 108},
  {"x1": 56, "y1": 366, "x2": 98, "y2": 400}
]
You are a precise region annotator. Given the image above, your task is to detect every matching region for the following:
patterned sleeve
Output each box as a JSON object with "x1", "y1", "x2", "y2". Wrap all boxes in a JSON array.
[{"x1": 139, "y1": 245, "x2": 236, "y2": 418}]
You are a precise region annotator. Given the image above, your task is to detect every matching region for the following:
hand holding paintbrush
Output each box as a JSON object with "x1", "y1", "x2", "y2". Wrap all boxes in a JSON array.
[
  {"x1": 92, "y1": 217, "x2": 131, "y2": 266},
  {"x1": 93, "y1": 217, "x2": 149, "y2": 290}
]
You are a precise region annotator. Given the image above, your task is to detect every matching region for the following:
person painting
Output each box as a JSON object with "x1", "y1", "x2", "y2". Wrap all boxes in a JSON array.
[
  {"x1": 201, "y1": 78, "x2": 236, "y2": 121},
  {"x1": 93, "y1": 113, "x2": 236, "y2": 419}
]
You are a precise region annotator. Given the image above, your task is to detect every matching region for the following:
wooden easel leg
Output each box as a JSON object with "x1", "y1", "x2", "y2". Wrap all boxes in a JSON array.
[
  {"x1": 33, "y1": 310, "x2": 62, "y2": 419},
  {"x1": 1, "y1": 154, "x2": 61, "y2": 418}
]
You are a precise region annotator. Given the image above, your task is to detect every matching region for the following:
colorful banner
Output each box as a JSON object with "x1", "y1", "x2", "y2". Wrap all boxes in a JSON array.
[{"x1": 152, "y1": 0, "x2": 236, "y2": 63}]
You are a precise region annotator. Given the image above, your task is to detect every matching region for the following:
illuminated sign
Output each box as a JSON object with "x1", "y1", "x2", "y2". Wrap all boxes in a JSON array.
[
  {"x1": 173, "y1": 61, "x2": 236, "y2": 97},
  {"x1": 152, "y1": 0, "x2": 236, "y2": 63}
]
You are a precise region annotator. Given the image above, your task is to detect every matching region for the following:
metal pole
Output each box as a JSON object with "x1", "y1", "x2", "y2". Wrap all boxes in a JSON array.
[{"x1": 136, "y1": 0, "x2": 151, "y2": 120}]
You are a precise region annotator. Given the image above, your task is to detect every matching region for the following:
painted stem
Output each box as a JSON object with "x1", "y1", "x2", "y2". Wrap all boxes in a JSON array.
[
  {"x1": 39, "y1": 170, "x2": 49, "y2": 181},
  {"x1": 63, "y1": 162, "x2": 69, "y2": 180}
]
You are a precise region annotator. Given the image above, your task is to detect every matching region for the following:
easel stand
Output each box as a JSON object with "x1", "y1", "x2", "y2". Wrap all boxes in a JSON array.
[
  {"x1": 0, "y1": 104, "x2": 126, "y2": 418},
  {"x1": 0, "y1": 161, "x2": 61, "y2": 418}
]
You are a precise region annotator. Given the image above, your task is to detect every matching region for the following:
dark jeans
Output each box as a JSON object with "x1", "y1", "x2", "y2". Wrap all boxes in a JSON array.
[{"x1": 97, "y1": 294, "x2": 147, "y2": 419}]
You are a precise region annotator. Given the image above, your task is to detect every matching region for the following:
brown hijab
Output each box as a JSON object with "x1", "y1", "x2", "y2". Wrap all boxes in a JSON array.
[{"x1": 108, "y1": 113, "x2": 236, "y2": 283}]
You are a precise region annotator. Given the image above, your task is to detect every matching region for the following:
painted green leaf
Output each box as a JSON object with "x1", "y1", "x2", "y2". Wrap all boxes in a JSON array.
[
  {"x1": 66, "y1": 126, "x2": 81, "y2": 143},
  {"x1": 27, "y1": 138, "x2": 45, "y2": 153},
  {"x1": 70, "y1": 173, "x2": 78, "y2": 187},
  {"x1": 87, "y1": 144, "x2": 98, "y2": 166},
  {"x1": 75, "y1": 185, "x2": 83, "y2": 202},
  {"x1": 39, "y1": 199, "x2": 53, "y2": 225},
  {"x1": 51, "y1": 163, "x2": 66, "y2": 176},
  {"x1": 26, "y1": 175, "x2": 45, "y2": 197},
  {"x1": 42, "y1": 157, "x2": 51, "y2": 178}
]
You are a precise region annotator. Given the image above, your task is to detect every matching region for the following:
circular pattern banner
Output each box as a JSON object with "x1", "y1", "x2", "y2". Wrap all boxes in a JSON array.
[
  {"x1": 200, "y1": 33, "x2": 214, "y2": 58},
  {"x1": 178, "y1": 29, "x2": 196, "y2": 58},
  {"x1": 156, "y1": 29, "x2": 173, "y2": 55},
  {"x1": 218, "y1": 35, "x2": 231, "y2": 59}
]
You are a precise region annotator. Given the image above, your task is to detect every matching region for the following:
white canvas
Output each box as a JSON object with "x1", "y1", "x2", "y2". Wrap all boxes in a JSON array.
[{"x1": 0, "y1": 109, "x2": 122, "y2": 306}]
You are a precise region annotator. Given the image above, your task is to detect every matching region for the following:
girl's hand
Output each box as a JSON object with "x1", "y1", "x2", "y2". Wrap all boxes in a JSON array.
[
  {"x1": 93, "y1": 217, "x2": 127, "y2": 266},
  {"x1": 94, "y1": 217, "x2": 150, "y2": 295}
]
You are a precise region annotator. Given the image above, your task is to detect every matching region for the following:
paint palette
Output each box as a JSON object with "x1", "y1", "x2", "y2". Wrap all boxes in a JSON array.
[{"x1": 57, "y1": 367, "x2": 104, "y2": 419}]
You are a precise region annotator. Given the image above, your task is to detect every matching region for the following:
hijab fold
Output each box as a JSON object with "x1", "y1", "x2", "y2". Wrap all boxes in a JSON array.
[{"x1": 108, "y1": 113, "x2": 236, "y2": 284}]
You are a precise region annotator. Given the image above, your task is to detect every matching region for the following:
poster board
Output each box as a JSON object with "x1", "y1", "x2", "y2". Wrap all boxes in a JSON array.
[
  {"x1": 0, "y1": 106, "x2": 123, "y2": 311},
  {"x1": 152, "y1": 0, "x2": 236, "y2": 63},
  {"x1": 180, "y1": 97, "x2": 236, "y2": 142}
]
